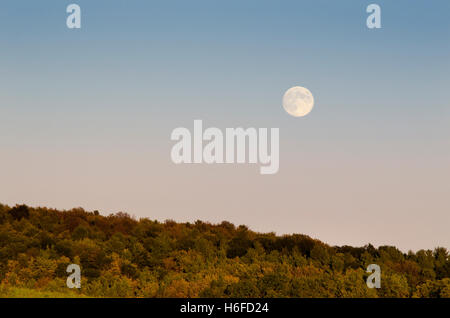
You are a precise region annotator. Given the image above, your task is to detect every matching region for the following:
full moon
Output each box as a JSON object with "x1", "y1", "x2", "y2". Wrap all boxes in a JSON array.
[{"x1": 282, "y1": 86, "x2": 314, "y2": 117}]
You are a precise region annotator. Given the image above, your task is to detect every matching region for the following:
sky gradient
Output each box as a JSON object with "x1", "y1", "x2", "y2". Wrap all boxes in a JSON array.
[{"x1": 1, "y1": 0, "x2": 449, "y2": 251}]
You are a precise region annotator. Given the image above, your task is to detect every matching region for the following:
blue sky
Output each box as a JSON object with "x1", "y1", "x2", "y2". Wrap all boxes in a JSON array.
[{"x1": 0, "y1": 1, "x2": 449, "y2": 251}]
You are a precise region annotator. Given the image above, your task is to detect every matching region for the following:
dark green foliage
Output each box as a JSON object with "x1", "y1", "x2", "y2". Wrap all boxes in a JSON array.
[
  {"x1": 0, "y1": 203, "x2": 448, "y2": 298},
  {"x1": 8, "y1": 205, "x2": 30, "y2": 221}
]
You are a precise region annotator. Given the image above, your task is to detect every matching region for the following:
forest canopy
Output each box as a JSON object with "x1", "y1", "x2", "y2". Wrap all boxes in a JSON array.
[{"x1": 0, "y1": 203, "x2": 448, "y2": 298}]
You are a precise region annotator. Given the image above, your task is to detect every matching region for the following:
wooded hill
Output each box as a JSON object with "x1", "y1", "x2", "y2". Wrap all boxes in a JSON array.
[{"x1": 0, "y1": 203, "x2": 448, "y2": 297}]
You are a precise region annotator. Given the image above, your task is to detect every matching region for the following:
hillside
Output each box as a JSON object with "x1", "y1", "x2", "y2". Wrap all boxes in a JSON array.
[{"x1": 0, "y1": 203, "x2": 448, "y2": 298}]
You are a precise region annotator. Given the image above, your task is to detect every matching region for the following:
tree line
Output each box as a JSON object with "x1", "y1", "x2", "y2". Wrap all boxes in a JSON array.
[{"x1": 0, "y1": 203, "x2": 448, "y2": 297}]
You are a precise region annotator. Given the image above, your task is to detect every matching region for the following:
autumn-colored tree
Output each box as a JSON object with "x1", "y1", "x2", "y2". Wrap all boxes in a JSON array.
[{"x1": 0, "y1": 203, "x2": 448, "y2": 298}]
